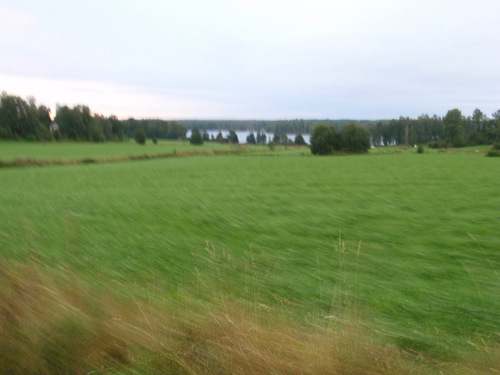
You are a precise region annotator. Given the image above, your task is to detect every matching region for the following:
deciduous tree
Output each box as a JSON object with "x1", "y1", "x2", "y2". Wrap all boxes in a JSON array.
[
  {"x1": 443, "y1": 109, "x2": 464, "y2": 147},
  {"x1": 310, "y1": 124, "x2": 336, "y2": 155},
  {"x1": 339, "y1": 122, "x2": 370, "y2": 153}
]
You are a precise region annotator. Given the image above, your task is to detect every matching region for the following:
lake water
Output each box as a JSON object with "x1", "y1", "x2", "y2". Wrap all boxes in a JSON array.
[{"x1": 186, "y1": 130, "x2": 310, "y2": 145}]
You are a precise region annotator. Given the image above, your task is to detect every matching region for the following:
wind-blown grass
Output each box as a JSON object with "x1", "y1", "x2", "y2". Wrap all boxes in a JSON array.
[
  {"x1": 3, "y1": 258, "x2": 459, "y2": 375},
  {"x1": 0, "y1": 140, "x2": 241, "y2": 162},
  {"x1": 0, "y1": 140, "x2": 306, "y2": 167},
  {"x1": 0, "y1": 146, "x2": 498, "y2": 373}
]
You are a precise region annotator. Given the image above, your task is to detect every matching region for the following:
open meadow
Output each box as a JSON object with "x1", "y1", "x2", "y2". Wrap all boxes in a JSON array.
[
  {"x1": 0, "y1": 142, "x2": 499, "y2": 374},
  {"x1": 0, "y1": 140, "x2": 253, "y2": 166}
]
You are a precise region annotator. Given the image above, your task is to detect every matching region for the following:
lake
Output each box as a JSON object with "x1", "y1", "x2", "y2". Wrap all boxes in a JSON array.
[{"x1": 186, "y1": 130, "x2": 311, "y2": 144}]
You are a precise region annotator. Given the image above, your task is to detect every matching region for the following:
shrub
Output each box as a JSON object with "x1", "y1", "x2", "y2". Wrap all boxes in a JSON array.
[
  {"x1": 216, "y1": 132, "x2": 226, "y2": 143},
  {"x1": 417, "y1": 144, "x2": 424, "y2": 154},
  {"x1": 294, "y1": 134, "x2": 307, "y2": 145},
  {"x1": 134, "y1": 128, "x2": 146, "y2": 145},
  {"x1": 152, "y1": 137, "x2": 158, "y2": 145},
  {"x1": 310, "y1": 124, "x2": 337, "y2": 155},
  {"x1": 189, "y1": 128, "x2": 204, "y2": 145},
  {"x1": 227, "y1": 130, "x2": 239, "y2": 144},
  {"x1": 486, "y1": 143, "x2": 500, "y2": 157},
  {"x1": 339, "y1": 123, "x2": 370, "y2": 153},
  {"x1": 486, "y1": 150, "x2": 500, "y2": 157},
  {"x1": 246, "y1": 133, "x2": 257, "y2": 144}
]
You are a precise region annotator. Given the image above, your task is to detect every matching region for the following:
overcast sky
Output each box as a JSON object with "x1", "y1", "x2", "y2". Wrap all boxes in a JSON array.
[{"x1": 1, "y1": 0, "x2": 499, "y2": 120}]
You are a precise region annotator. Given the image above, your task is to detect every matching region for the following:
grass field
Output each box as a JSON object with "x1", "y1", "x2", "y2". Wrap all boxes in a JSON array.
[
  {"x1": 0, "y1": 142, "x2": 499, "y2": 374},
  {"x1": 0, "y1": 140, "x2": 254, "y2": 163}
]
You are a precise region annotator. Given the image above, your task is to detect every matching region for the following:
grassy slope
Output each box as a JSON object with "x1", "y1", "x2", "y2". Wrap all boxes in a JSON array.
[{"x1": 0, "y1": 145, "x2": 499, "y2": 372}]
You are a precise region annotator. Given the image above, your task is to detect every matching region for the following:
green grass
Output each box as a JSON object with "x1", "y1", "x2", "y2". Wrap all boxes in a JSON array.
[
  {"x1": 369, "y1": 144, "x2": 493, "y2": 155},
  {"x1": 0, "y1": 140, "x2": 241, "y2": 162},
  {"x1": 0, "y1": 140, "x2": 308, "y2": 167},
  {"x1": 0, "y1": 143, "x2": 499, "y2": 373}
]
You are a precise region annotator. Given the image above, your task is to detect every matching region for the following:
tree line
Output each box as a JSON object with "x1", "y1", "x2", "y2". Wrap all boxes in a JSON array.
[
  {"x1": 0, "y1": 92, "x2": 186, "y2": 142},
  {"x1": 178, "y1": 119, "x2": 375, "y2": 134},
  {"x1": 2, "y1": 91, "x2": 499, "y2": 148},
  {"x1": 309, "y1": 108, "x2": 500, "y2": 156},
  {"x1": 179, "y1": 111, "x2": 500, "y2": 148},
  {"x1": 0, "y1": 93, "x2": 52, "y2": 141},
  {"x1": 370, "y1": 109, "x2": 500, "y2": 148},
  {"x1": 124, "y1": 118, "x2": 186, "y2": 141},
  {"x1": 188, "y1": 128, "x2": 308, "y2": 146}
]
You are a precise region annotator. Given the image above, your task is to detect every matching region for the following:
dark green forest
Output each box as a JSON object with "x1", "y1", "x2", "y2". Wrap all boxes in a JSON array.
[
  {"x1": 177, "y1": 119, "x2": 372, "y2": 135},
  {"x1": 1, "y1": 91, "x2": 499, "y2": 147},
  {"x1": 0, "y1": 92, "x2": 186, "y2": 142},
  {"x1": 370, "y1": 110, "x2": 500, "y2": 147}
]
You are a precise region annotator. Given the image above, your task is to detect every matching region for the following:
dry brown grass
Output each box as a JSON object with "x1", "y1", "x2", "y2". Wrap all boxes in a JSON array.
[{"x1": 0, "y1": 261, "x2": 497, "y2": 375}]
